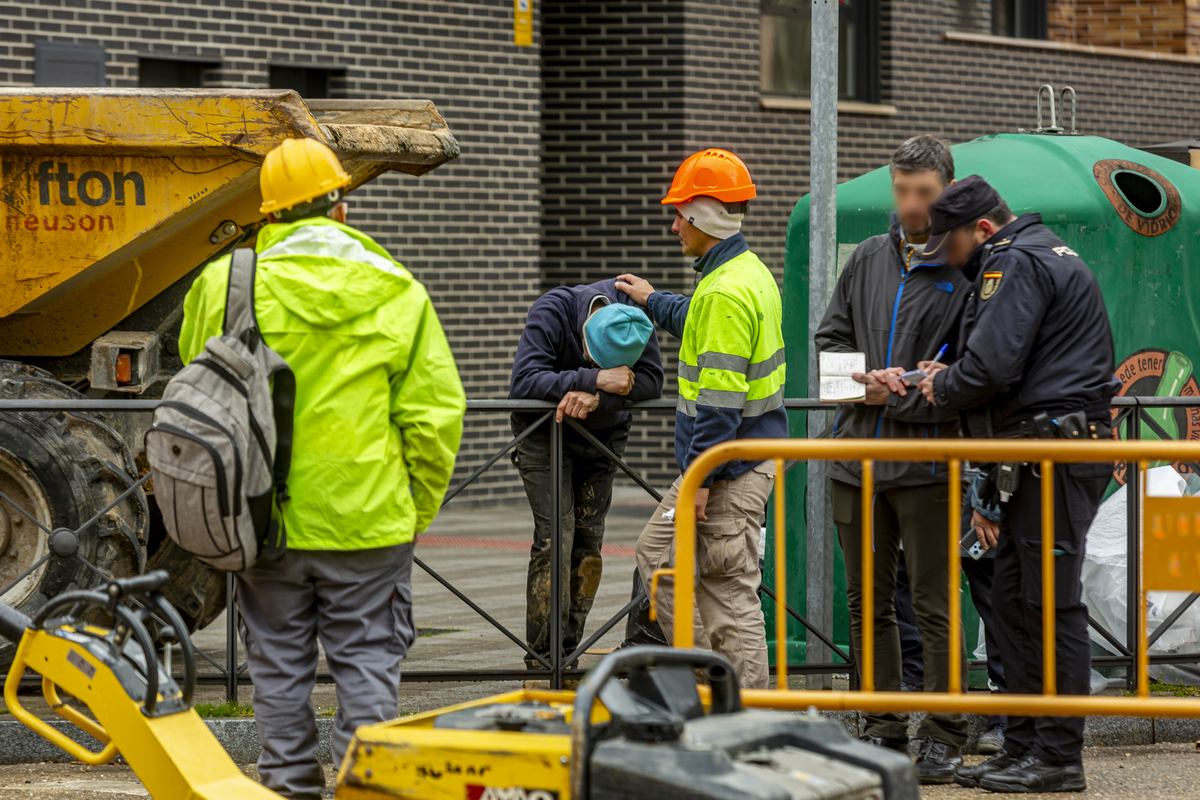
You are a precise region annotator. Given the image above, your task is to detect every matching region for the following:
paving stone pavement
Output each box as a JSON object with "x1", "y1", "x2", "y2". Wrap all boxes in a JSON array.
[{"x1": 3, "y1": 745, "x2": 1200, "y2": 798}]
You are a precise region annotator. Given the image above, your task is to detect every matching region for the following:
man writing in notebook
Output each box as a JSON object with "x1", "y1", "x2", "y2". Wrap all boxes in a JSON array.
[{"x1": 814, "y1": 135, "x2": 973, "y2": 782}]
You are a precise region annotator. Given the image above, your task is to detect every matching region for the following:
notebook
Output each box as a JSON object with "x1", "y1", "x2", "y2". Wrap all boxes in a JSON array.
[{"x1": 819, "y1": 351, "x2": 867, "y2": 403}]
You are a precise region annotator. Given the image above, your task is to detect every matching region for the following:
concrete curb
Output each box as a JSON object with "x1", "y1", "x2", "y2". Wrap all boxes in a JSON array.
[
  {"x1": 1, "y1": 713, "x2": 1197, "y2": 765},
  {"x1": 0, "y1": 718, "x2": 335, "y2": 766}
]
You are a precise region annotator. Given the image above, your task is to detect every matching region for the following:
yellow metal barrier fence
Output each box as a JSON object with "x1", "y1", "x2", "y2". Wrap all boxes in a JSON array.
[{"x1": 667, "y1": 438, "x2": 1200, "y2": 719}]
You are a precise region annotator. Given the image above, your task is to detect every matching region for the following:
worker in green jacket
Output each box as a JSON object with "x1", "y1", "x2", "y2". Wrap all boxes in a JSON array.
[
  {"x1": 618, "y1": 149, "x2": 786, "y2": 689},
  {"x1": 179, "y1": 138, "x2": 465, "y2": 800}
]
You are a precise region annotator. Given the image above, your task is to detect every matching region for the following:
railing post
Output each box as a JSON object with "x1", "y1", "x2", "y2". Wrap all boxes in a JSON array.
[
  {"x1": 1127, "y1": 405, "x2": 1141, "y2": 693},
  {"x1": 1041, "y1": 459, "x2": 1056, "y2": 696},
  {"x1": 948, "y1": 459, "x2": 962, "y2": 694},
  {"x1": 774, "y1": 459, "x2": 788, "y2": 691},
  {"x1": 550, "y1": 417, "x2": 563, "y2": 690},
  {"x1": 225, "y1": 572, "x2": 238, "y2": 703},
  {"x1": 860, "y1": 459, "x2": 874, "y2": 693}
]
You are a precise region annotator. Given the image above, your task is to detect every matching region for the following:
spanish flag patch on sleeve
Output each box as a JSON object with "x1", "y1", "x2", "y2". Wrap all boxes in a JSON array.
[{"x1": 981, "y1": 271, "x2": 1003, "y2": 300}]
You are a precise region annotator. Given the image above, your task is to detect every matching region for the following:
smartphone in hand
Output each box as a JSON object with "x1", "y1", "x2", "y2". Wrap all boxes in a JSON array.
[
  {"x1": 900, "y1": 369, "x2": 927, "y2": 385},
  {"x1": 961, "y1": 526, "x2": 987, "y2": 560}
]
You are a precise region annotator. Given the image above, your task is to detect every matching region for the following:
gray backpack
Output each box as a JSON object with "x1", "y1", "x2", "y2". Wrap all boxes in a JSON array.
[{"x1": 146, "y1": 249, "x2": 296, "y2": 571}]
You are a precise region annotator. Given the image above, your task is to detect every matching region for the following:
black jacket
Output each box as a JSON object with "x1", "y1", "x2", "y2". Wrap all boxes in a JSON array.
[
  {"x1": 933, "y1": 213, "x2": 1121, "y2": 437},
  {"x1": 816, "y1": 223, "x2": 972, "y2": 491},
  {"x1": 509, "y1": 279, "x2": 664, "y2": 431}
]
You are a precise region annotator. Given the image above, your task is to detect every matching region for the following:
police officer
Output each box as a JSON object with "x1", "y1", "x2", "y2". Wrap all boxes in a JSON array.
[{"x1": 913, "y1": 176, "x2": 1120, "y2": 793}]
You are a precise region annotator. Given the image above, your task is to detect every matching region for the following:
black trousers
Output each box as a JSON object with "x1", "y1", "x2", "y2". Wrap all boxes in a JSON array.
[
  {"x1": 898, "y1": 555, "x2": 1008, "y2": 726},
  {"x1": 511, "y1": 413, "x2": 630, "y2": 669},
  {"x1": 993, "y1": 462, "x2": 1108, "y2": 766},
  {"x1": 833, "y1": 480, "x2": 969, "y2": 747}
]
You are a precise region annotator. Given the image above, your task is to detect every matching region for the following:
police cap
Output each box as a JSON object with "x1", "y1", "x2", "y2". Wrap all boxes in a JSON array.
[{"x1": 920, "y1": 175, "x2": 1002, "y2": 264}]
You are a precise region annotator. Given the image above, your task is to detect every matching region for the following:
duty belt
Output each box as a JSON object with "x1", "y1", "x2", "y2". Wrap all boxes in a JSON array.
[{"x1": 995, "y1": 411, "x2": 1113, "y2": 501}]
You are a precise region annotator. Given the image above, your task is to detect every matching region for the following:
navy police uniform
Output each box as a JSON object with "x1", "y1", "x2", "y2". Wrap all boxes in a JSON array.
[{"x1": 932, "y1": 211, "x2": 1120, "y2": 769}]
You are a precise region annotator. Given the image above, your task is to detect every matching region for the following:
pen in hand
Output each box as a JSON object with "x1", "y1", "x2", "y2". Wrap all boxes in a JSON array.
[{"x1": 932, "y1": 342, "x2": 948, "y2": 365}]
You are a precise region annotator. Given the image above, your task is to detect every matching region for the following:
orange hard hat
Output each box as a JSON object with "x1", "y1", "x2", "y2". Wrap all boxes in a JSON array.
[{"x1": 661, "y1": 148, "x2": 756, "y2": 205}]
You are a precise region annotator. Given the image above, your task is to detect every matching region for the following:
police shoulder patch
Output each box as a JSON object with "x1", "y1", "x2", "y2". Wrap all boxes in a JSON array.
[
  {"x1": 1052, "y1": 245, "x2": 1078, "y2": 258},
  {"x1": 980, "y1": 270, "x2": 1003, "y2": 300}
]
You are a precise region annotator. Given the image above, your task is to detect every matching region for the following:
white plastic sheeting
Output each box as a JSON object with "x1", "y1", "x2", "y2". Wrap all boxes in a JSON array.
[{"x1": 1082, "y1": 466, "x2": 1200, "y2": 686}]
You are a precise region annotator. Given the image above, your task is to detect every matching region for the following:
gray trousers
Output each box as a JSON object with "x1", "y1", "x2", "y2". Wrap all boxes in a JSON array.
[{"x1": 235, "y1": 543, "x2": 416, "y2": 800}]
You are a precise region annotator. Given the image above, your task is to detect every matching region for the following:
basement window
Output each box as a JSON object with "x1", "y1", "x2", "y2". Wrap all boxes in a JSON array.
[
  {"x1": 34, "y1": 41, "x2": 107, "y2": 87},
  {"x1": 269, "y1": 66, "x2": 343, "y2": 98},
  {"x1": 138, "y1": 58, "x2": 217, "y2": 88}
]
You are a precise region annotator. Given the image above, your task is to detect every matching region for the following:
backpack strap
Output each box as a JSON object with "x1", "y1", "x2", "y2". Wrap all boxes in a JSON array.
[
  {"x1": 257, "y1": 364, "x2": 296, "y2": 562},
  {"x1": 223, "y1": 248, "x2": 263, "y2": 351}
]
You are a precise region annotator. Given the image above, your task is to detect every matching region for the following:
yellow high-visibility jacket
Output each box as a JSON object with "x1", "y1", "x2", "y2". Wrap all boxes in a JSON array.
[
  {"x1": 180, "y1": 216, "x2": 465, "y2": 550},
  {"x1": 670, "y1": 239, "x2": 787, "y2": 485}
]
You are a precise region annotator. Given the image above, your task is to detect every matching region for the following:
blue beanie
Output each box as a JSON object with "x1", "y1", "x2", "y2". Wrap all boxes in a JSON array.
[{"x1": 583, "y1": 304, "x2": 654, "y2": 369}]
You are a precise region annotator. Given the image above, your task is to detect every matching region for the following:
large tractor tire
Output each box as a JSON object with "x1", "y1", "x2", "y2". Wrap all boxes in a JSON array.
[
  {"x1": 0, "y1": 361, "x2": 225, "y2": 667},
  {"x1": 0, "y1": 361, "x2": 145, "y2": 667}
]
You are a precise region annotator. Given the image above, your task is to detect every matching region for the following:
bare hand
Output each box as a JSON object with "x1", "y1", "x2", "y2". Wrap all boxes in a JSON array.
[
  {"x1": 917, "y1": 361, "x2": 949, "y2": 405},
  {"x1": 871, "y1": 367, "x2": 909, "y2": 396},
  {"x1": 596, "y1": 366, "x2": 635, "y2": 395},
  {"x1": 556, "y1": 391, "x2": 600, "y2": 422},
  {"x1": 695, "y1": 487, "x2": 710, "y2": 522},
  {"x1": 615, "y1": 274, "x2": 655, "y2": 306},
  {"x1": 973, "y1": 510, "x2": 1000, "y2": 549},
  {"x1": 851, "y1": 372, "x2": 890, "y2": 406}
]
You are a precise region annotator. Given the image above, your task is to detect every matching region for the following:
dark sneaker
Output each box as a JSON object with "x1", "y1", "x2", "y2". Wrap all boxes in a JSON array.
[
  {"x1": 913, "y1": 736, "x2": 963, "y2": 784},
  {"x1": 978, "y1": 723, "x2": 1006, "y2": 755},
  {"x1": 858, "y1": 733, "x2": 909, "y2": 754},
  {"x1": 955, "y1": 751, "x2": 1018, "y2": 788},
  {"x1": 979, "y1": 754, "x2": 1086, "y2": 793}
]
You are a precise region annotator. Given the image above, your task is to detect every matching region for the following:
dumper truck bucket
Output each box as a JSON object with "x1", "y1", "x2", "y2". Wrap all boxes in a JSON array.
[{"x1": 0, "y1": 89, "x2": 460, "y2": 356}]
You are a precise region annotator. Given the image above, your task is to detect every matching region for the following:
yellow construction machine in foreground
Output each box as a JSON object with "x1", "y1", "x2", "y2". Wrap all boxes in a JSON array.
[{"x1": 0, "y1": 573, "x2": 918, "y2": 800}]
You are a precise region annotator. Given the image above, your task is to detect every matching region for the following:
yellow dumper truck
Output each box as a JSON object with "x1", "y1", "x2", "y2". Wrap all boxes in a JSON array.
[{"x1": 0, "y1": 89, "x2": 460, "y2": 658}]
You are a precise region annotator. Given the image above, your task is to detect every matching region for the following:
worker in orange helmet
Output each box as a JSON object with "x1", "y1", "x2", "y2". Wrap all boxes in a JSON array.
[{"x1": 617, "y1": 149, "x2": 786, "y2": 689}]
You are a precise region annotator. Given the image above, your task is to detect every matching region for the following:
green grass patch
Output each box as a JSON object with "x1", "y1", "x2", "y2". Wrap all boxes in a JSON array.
[
  {"x1": 417, "y1": 627, "x2": 463, "y2": 638},
  {"x1": 194, "y1": 700, "x2": 255, "y2": 717},
  {"x1": 1126, "y1": 680, "x2": 1200, "y2": 698},
  {"x1": 1148, "y1": 679, "x2": 1200, "y2": 697}
]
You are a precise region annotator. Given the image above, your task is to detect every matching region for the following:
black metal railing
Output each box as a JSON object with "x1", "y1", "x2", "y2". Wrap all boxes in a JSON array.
[{"x1": 0, "y1": 395, "x2": 1195, "y2": 697}]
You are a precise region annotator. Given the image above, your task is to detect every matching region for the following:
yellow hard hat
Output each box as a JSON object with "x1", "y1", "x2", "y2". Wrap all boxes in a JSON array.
[{"x1": 259, "y1": 138, "x2": 352, "y2": 215}]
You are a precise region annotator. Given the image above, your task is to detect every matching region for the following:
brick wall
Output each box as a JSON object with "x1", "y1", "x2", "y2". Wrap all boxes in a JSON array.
[
  {"x1": 1059, "y1": 0, "x2": 1188, "y2": 53},
  {"x1": 0, "y1": 0, "x2": 541, "y2": 501},
  {"x1": 540, "y1": 1, "x2": 689, "y2": 488},
  {"x1": 674, "y1": 0, "x2": 1200, "y2": 213},
  {"x1": 1049, "y1": 0, "x2": 1080, "y2": 42}
]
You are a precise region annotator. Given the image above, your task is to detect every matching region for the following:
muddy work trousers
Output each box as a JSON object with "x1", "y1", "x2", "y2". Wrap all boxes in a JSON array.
[
  {"x1": 636, "y1": 462, "x2": 776, "y2": 689},
  {"x1": 235, "y1": 544, "x2": 416, "y2": 800},
  {"x1": 511, "y1": 413, "x2": 630, "y2": 670},
  {"x1": 833, "y1": 480, "x2": 969, "y2": 747}
]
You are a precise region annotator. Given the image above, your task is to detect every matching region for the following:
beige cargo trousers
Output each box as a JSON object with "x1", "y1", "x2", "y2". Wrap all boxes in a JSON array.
[{"x1": 635, "y1": 460, "x2": 775, "y2": 688}]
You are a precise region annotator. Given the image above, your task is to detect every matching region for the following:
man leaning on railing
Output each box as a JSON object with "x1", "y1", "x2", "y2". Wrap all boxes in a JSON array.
[
  {"x1": 906, "y1": 176, "x2": 1120, "y2": 794},
  {"x1": 508, "y1": 279, "x2": 663, "y2": 686}
]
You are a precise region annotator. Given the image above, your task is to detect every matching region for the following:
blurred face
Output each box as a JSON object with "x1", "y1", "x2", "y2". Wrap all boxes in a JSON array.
[
  {"x1": 671, "y1": 211, "x2": 720, "y2": 258},
  {"x1": 944, "y1": 219, "x2": 1005, "y2": 268},
  {"x1": 891, "y1": 169, "x2": 947, "y2": 239}
]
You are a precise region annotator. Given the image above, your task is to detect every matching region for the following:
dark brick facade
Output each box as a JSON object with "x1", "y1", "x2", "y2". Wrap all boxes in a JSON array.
[{"x1": 5, "y1": 0, "x2": 1200, "y2": 497}]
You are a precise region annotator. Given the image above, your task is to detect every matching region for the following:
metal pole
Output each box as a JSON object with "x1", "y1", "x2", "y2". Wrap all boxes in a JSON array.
[
  {"x1": 550, "y1": 418, "x2": 563, "y2": 689},
  {"x1": 225, "y1": 572, "x2": 238, "y2": 703},
  {"x1": 1126, "y1": 405, "x2": 1141, "y2": 692},
  {"x1": 806, "y1": 0, "x2": 839, "y2": 690}
]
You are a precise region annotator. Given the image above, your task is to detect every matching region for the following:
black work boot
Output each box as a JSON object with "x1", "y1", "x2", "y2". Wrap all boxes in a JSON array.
[
  {"x1": 979, "y1": 754, "x2": 1086, "y2": 793},
  {"x1": 955, "y1": 751, "x2": 1019, "y2": 788},
  {"x1": 858, "y1": 733, "x2": 909, "y2": 754},
  {"x1": 913, "y1": 736, "x2": 962, "y2": 784}
]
